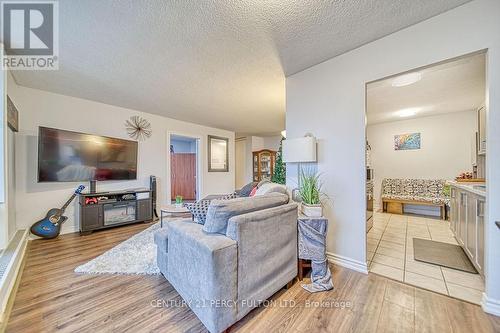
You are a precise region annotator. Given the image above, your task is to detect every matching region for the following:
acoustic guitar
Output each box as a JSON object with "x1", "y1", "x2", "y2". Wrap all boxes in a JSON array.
[{"x1": 30, "y1": 185, "x2": 85, "y2": 239}]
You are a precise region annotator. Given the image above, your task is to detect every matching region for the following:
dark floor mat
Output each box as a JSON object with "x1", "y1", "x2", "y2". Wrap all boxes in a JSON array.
[{"x1": 413, "y1": 238, "x2": 477, "y2": 274}]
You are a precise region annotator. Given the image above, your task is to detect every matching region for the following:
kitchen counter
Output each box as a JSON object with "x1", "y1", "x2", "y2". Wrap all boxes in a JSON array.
[
  {"x1": 447, "y1": 181, "x2": 486, "y2": 197},
  {"x1": 448, "y1": 180, "x2": 486, "y2": 276}
]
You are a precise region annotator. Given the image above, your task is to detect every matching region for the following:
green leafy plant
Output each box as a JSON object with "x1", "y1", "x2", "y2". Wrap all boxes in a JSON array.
[
  {"x1": 298, "y1": 169, "x2": 325, "y2": 205},
  {"x1": 175, "y1": 195, "x2": 183, "y2": 204},
  {"x1": 271, "y1": 138, "x2": 286, "y2": 185}
]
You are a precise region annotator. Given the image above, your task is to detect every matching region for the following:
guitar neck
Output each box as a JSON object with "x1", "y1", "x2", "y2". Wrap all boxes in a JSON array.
[{"x1": 60, "y1": 193, "x2": 77, "y2": 212}]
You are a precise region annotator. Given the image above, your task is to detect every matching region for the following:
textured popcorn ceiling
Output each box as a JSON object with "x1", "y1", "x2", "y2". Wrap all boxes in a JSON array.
[
  {"x1": 367, "y1": 52, "x2": 485, "y2": 125},
  {"x1": 11, "y1": 0, "x2": 471, "y2": 134}
]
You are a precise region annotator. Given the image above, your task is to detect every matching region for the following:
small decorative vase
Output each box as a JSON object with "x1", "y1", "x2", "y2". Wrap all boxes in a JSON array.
[{"x1": 301, "y1": 203, "x2": 323, "y2": 217}]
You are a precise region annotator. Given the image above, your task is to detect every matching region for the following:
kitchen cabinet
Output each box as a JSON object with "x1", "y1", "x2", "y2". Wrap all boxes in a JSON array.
[
  {"x1": 471, "y1": 132, "x2": 478, "y2": 166},
  {"x1": 458, "y1": 191, "x2": 467, "y2": 246},
  {"x1": 466, "y1": 193, "x2": 476, "y2": 259},
  {"x1": 476, "y1": 197, "x2": 485, "y2": 274},
  {"x1": 449, "y1": 183, "x2": 485, "y2": 276},
  {"x1": 450, "y1": 188, "x2": 458, "y2": 234}
]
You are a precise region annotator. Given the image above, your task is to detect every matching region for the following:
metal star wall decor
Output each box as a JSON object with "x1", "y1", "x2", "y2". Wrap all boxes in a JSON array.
[{"x1": 125, "y1": 115, "x2": 152, "y2": 141}]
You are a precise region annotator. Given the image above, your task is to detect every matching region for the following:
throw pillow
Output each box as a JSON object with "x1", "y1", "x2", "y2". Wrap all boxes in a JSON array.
[
  {"x1": 203, "y1": 192, "x2": 289, "y2": 234},
  {"x1": 184, "y1": 200, "x2": 210, "y2": 224},
  {"x1": 238, "y1": 182, "x2": 256, "y2": 197},
  {"x1": 249, "y1": 186, "x2": 258, "y2": 197},
  {"x1": 254, "y1": 182, "x2": 288, "y2": 196},
  {"x1": 220, "y1": 192, "x2": 239, "y2": 200},
  {"x1": 257, "y1": 179, "x2": 270, "y2": 188}
]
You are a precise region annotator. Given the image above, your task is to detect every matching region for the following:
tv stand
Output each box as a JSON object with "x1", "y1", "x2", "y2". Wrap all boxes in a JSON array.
[{"x1": 78, "y1": 189, "x2": 152, "y2": 234}]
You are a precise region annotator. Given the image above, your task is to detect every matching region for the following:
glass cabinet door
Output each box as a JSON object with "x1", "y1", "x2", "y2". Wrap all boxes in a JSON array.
[
  {"x1": 252, "y1": 150, "x2": 276, "y2": 182},
  {"x1": 253, "y1": 154, "x2": 259, "y2": 181},
  {"x1": 259, "y1": 152, "x2": 271, "y2": 180}
]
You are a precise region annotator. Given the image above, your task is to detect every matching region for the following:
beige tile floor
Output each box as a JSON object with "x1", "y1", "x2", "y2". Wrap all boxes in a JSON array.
[{"x1": 367, "y1": 212, "x2": 485, "y2": 305}]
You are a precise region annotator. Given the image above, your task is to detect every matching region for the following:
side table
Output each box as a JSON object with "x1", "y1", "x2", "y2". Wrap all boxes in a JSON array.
[
  {"x1": 297, "y1": 215, "x2": 334, "y2": 292},
  {"x1": 160, "y1": 205, "x2": 191, "y2": 227},
  {"x1": 298, "y1": 259, "x2": 312, "y2": 281},
  {"x1": 298, "y1": 216, "x2": 328, "y2": 279}
]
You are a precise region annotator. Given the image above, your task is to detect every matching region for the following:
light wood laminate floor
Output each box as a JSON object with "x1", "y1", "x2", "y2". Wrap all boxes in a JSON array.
[{"x1": 7, "y1": 222, "x2": 500, "y2": 332}]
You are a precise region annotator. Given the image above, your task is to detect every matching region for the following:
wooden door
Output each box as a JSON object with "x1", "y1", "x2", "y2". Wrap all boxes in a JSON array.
[{"x1": 170, "y1": 153, "x2": 196, "y2": 200}]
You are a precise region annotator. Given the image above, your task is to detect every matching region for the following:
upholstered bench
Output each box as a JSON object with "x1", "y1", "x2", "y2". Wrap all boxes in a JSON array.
[{"x1": 381, "y1": 179, "x2": 450, "y2": 219}]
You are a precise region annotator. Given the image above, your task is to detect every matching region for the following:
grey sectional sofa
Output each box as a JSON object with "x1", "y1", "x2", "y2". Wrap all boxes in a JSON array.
[{"x1": 154, "y1": 192, "x2": 298, "y2": 333}]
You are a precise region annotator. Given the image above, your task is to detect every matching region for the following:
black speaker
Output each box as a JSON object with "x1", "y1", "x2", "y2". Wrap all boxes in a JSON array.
[{"x1": 150, "y1": 175, "x2": 158, "y2": 219}]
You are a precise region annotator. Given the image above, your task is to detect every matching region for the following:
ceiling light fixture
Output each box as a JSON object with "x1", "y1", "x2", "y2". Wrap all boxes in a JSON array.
[
  {"x1": 396, "y1": 108, "x2": 419, "y2": 117},
  {"x1": 391, "y1": 72, "x2": 422, "y2": 87}
]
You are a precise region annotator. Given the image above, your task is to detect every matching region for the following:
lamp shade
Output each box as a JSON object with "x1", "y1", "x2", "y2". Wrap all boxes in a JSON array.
[{"x1": 283, "y1": 136, "x2": 317, "y2": 163}]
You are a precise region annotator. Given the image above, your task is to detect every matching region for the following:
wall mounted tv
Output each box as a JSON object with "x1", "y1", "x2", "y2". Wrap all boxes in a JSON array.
[{"x1": 38, "y1": 127, "x2": 138, "y2": 182}]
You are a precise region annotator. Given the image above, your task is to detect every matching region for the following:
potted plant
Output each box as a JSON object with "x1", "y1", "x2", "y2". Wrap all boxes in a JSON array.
[
  {"x1": 175, "y1": 195, "x2": 183, "y2": 208},
  {"x1": 298, "y1": 169, "x2": 325, "y2": 217}
]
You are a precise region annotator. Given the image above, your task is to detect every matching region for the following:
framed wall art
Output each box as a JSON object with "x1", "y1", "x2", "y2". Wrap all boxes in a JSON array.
[
  {"x1": 208, "y1": 135, "x2": 229, "y2": 172},
  {"x1": 394, "y1": 133, "x2": 421, "y2": 150}
]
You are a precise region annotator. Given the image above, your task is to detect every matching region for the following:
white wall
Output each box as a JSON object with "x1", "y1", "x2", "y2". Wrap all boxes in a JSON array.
[
  {"x1": 171, "y1": 138, "x2": 196, "y2": 153},
  {"x1": 7, "y1": 128, "x2": 16, "y2": 241},
  {"x1": 235, "y1": 138, "x2": 247, "y2": 189},
  {"x1": 251, "y1": 135, "x2": 281, "y2": 152},
  {"x1": 0, "y1": 67, "x2": 18, "y2": 250},
  {"x1": 8, "y1": 83, "x2": 235, "y2": 235},
  {"x1": 367, "y1": 111, "x2": 477, "y2": 210},
  {"x1": 237, "y1": 135, "x2": 282, "y2": 186},
  {"x1": 286, "y1": 0, "x2": 500, "y2": 314},
  {"x1": 0, "y1": 66, "x2": 6, "y2": 249}
]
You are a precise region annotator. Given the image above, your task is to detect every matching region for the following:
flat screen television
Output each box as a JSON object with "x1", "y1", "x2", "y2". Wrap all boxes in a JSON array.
[{"x1": 38, "y1": 127, "x2": 138, "y2": 182}]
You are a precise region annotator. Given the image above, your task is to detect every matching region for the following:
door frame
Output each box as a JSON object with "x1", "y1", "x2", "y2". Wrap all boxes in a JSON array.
[
  {"x1": 363, "y1": 49, "x2": 488, "y2": 270},
  {"x1": 166, "y1": 131, "x2": 202, "y2": 204}
]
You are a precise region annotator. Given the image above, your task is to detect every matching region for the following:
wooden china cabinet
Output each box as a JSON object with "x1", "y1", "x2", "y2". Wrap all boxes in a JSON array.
[{"x1": 252, "y1": 149, "x2": 276, "y2": 182}]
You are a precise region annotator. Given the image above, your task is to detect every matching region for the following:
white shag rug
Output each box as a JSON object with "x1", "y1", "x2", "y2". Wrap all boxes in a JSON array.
[{"x1": 75, "y1": 222, "x2": 163, "y2": 275}]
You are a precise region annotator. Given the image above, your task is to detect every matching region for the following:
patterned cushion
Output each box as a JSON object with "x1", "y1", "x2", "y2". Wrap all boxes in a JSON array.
[
  {"x1": 184, "y1": 193, "x2": 239, "y2": 224},
  {"x1": 381, "y1": 179, "x2": 450, "y2": 206},
  {"x1": 219, "y1": 192, "x2": 239, "y2": 200},
  {"x1": 184, "y1": 200, "x2": 211, "y2": 224}
]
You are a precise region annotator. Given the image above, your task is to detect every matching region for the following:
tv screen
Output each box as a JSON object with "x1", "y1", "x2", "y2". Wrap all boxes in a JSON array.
[{"x1": 38, "y1": 127, "x2": 138, "y2": 182}]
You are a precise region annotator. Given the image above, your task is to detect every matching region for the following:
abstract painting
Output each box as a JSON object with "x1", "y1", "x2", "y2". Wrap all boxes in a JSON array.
[{"x1": 394, "y1": 133, "x2": 421, "y2": 150}]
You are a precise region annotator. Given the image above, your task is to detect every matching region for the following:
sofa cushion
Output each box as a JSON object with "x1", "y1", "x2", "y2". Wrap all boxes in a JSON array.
[
  {"x1": 202, "y1": 192, "x2": 289, "y2": 234},
  {"x1": 382, "y1": 194, "x2": 450, "y2": 206},
  {"x1": 220, "y1": 192, "x2": 239, "y2": 200},
  {"x1": 381, "y1": 178, "x2": 450, "y2": 206},
  {"x1": 254, "y1": 182, "x2": 288, "y2": 196},
  {"x1": 184, "y1": 200, "x2": 211, "y2": 224}
]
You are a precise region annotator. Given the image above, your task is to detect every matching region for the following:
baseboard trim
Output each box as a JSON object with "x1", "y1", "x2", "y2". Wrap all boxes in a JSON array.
[
  {"x1": 326, "y1": 252, "x2": 368, "y2": 274},
  {"x1": 0, "y1": 229, "x2": 28, "y2": 328},
  {"x1": 481, "y1": 293, "x2": 500, "y2": 316}
]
